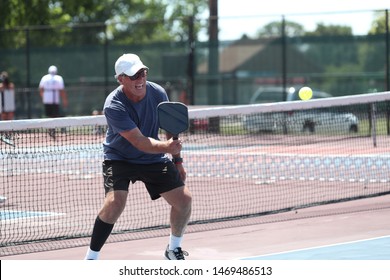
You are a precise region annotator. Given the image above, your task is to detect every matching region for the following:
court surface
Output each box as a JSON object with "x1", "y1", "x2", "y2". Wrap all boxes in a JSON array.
[
  {"x1": 241, "y1": 235, "x2": 390, "y2": 260},
  {"x1": 2, "y1": 194, "x2": 389, "y2": 261}
]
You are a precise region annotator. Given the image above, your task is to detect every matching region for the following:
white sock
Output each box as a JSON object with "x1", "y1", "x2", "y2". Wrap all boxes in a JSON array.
[
  {"x1": 169, "y1": 233, "x2": 183, "y2": 250},
  {"x1": 84, "y1": 248, "x2": 100, "y2": 260}
]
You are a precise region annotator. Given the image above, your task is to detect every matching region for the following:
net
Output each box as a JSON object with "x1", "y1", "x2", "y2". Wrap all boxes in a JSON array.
[{"x1": 1, "y1": 92, "x2": 390, "y2": 256}]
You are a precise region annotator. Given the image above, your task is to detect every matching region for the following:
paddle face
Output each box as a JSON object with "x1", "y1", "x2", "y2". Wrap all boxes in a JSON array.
[{"x1": 157, "y1": 102, "x2": 189, "y2": 139}]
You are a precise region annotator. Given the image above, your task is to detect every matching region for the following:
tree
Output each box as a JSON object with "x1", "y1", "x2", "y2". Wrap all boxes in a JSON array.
[
  {"x1": 0, "y1": 0, "x2": 51, "y2": 28},
  {"x1": 0, "y1": 0, "x2": 208, "y2": 46},
  {"x1": 256, "y1": 20, "x2": 305, "y2": 38},
  {"x1": 305, "y1": 23, "x2": 353, "y2": 36},
  {"x1": 304, "y1": 23, "x2": 358, "y2": 68},
  {"x1": 163, "y1": 0, "x2": 208, "y2": 42},
  {"x1": 300, "y1": 23, "x2": 361, "y2": 95},
  {"x1": 362, "y1": 11, "x2": 389, "y2": 83},
  {"x1": 368, "y1": 11, "x2": 389, "y2": 34}
]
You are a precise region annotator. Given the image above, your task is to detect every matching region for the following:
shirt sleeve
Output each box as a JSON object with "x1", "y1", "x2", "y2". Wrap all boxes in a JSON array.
[{"x1": 104, "y1": 103, "x2": 137, "y2": 134}]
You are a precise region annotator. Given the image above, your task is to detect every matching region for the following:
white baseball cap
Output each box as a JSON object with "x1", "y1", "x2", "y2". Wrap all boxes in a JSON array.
[
  {"x1": 48, "y1": 65, "x2": 57, "y2": 74},
  {"x1": 114, "y1": 54, "x2": 148, "y2": 78}
]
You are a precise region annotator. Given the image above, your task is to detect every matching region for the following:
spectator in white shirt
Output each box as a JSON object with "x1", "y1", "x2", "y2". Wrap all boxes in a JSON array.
[
  {"x1": 39, "y1": 65, "x2": 68, "y2": 118},
  {"x1": 0, "y1": 71, "x2": 15, "y2": 120}
]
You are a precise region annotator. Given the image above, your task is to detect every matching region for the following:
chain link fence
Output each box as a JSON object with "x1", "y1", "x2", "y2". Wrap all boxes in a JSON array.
[{"x1": 0, "y1": 10, "x2": 389, "y2": 119}]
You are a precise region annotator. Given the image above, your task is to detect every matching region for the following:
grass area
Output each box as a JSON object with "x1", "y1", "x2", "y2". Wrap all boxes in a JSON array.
[
  {"x1": 219, "y1": 121, "x2": 247, "y2": 135},
  {"x1": 217, "y1": 117, "x2": 390, "y2": 137},
  {"x1": 358, "y1": 117, "x2": 390, "y2": 136}
]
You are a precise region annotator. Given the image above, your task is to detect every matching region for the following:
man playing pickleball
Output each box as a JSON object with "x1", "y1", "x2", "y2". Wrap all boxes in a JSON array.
[{"x1": 84, "y1": 53, "x2": 192, "y2": 260}]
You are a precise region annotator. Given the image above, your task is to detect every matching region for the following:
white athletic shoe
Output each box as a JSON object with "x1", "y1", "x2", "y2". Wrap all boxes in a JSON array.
[
  {"x1": 0, "y1": 196, "x2": 7, "y2": 203},
  {"x1": 164, "y1": 245, "x2": 189, "y2": 260}
]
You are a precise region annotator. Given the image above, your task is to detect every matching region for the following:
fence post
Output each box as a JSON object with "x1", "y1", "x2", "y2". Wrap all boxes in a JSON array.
[
  {"x1": 371, "y1": 103, "x2": 377, "y2": 147},
  {"x1": 281, "y1": 16, "x2": 288, "y2": 135},
  {"x1": 25, "y1": 27, "x2": 32, "y2": 119},
  {"x1": 208, "y1": 0, "x2": 219, "y2": 105},
  {"x1": 187, "y1": 15, "x2": 195, "y2": 106},
  {"x1": 103, "y1": 23, "x2": 109, "y2": 98},
  {"x1": 386, "y1": 9, "x2": 389, "y2": 92},
  {"x1": 385, "y1": 9, "x2": 390, "y2": 135}
]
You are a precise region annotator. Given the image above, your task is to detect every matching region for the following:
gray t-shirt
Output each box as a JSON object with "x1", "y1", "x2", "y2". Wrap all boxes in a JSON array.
[{"x1": 103, "y1": 81, "x2": 169, "y2": 164}]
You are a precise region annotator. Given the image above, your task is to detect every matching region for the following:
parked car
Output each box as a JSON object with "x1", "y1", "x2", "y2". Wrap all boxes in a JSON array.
[{"x1": 244, "y1": 86, "x2": 359, "y2": 134}]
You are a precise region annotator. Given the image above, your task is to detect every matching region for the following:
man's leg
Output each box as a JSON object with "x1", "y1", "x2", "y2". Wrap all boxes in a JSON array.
[
  {"x1": 84, "y1": 190, "x2": 128, "y2": 260},
  {"x1": 161, "y1": 186, "x2": 192, "y2": 259}
]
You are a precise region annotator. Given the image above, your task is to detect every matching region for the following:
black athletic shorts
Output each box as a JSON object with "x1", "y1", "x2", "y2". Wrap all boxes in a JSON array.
[
  {"x1": 44, "y1": 104, "x2": 60, "y2": 118},
  {"x1": 102, "y1": 160, "x2": 184, "y2": 200}
]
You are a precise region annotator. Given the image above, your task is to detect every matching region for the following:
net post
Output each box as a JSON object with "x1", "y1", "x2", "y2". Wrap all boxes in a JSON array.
[{"x1": 371, "y1": 103, "x2": 377, "y2": 147}]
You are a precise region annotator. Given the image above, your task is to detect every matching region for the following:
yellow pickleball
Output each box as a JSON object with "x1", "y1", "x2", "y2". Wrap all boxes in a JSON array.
[{"x1": 299, "y1": 86, "x2": 313, "y2": 100}]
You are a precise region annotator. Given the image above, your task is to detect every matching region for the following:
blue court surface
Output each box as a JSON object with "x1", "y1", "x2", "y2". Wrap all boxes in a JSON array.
[
  {"x1": 241, "y1": 235, "x2": 390, "y2": 260},
  {"x1": 0, "y1": 210, "x2": 63, "y2": 220}
]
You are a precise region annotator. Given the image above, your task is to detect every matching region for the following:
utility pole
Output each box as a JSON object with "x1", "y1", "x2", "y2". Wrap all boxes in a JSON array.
[
  {"x1": 188, "y1": 15, "x2": 195, "y2": 105},
  {"x1": 208, "y1": 0, "x2": 219, "y2": 105},
  {"x1": 386, "y1": 10, "x2": 390, "y2": 135}
]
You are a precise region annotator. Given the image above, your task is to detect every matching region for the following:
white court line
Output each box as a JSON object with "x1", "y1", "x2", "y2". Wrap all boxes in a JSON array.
[{"x1": 0, "y1": 210, "x2": 65, "y2": 222}]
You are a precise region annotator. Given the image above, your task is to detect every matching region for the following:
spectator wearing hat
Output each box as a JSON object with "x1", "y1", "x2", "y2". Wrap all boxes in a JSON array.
[{"x1": 39, "y1": 65, "x2": 68, "y2": 119}]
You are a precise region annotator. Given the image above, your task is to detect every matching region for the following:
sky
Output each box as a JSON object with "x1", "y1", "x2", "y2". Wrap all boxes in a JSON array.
[{"x1": 207, "y1": 0, "x2": 390, "y2": 40}]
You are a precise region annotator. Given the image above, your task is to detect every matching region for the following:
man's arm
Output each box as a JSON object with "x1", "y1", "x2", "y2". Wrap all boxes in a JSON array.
[
  {"x1": 39, "y1": 87, "x2": 44, "y2": 100},
  {"x1": 165, "y1": 132, "x2": 181, "y2": 154},
  {"x1": 120, "y1": 128, "x2": 182, "y2": 156},
  {"x1": 60, "y1": 89, "x2": 68, "y2": 107},
  {"x1": 166, "y1": 132, "x2": 186, "y2": 182}
]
